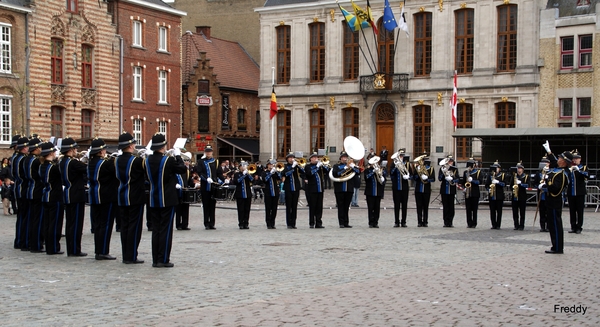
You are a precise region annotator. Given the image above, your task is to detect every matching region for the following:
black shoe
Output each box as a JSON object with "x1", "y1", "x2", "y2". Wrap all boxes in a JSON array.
[
  {"x1": 418, "y1": 224, "x2": 423, "y2": 227},
  {"x1": 116, "y1": 229, "x2": 121, "y2": 233},
  {"x1": 287, "y1": 226, "x2": 297, "y2": 229},
  {"x1": 68, "y1": 252, "x2": 88, "y2": 257},
  {"x1": 568, "y1": 230, "x2": 577, "y2": 233},
  {"x1": 576, "y1": 229, "x2": 582, "y2": 234},
  {"x1": 518, "y1": 227, "x2": 524, "y2": 231},
  {"x1": 95, "y1": 254, "x2": 117, "y2": 260},
  {"x1": 267, "y1": 226, "x2": 275, "y2": 229},
  {"x1": 514, "y1": 227, "x2": 519, "y2": 230},
  {"x1": 47, "y1": 251, "x2": 64, "y2": 255},
  {"x1": 339, "y1": 225, "x2": 345, "y2": 228},
  {"x1": 344, "y1": 225, "x2": 352, "y2": 228},
  {"x1": 176, "y1": 227, "x2": 182, "y2": 230},
  {"x1": 545, "y1": 250, "x2": 563, "y2": 254},
  {"x1": 244, "y1": 226, "x2": 250, "y2": 229},
  {"x1": 181, "y1": 227, "x2": 190, "y2": 230},
  {"x1": 154, "y1": 262, "x2": 174, "y2": 268},
  {"x1": 315, "y1": 226, "x2": 324, "y2": 229},
  {"x1": 310, "y1": 226, "x2": 315, "y2": 229},
  {"x1": 401, "y1": 224, "x2": 407, "y2": 228},
  {"x1": 372, "y1": 225, "x2": 379, "y2": 228},
  {"x1": 394, "y1": 224, "x2": 400, "y2": 228},
  {"x1": 30, "y1": 249, "x2": 44, "y2": 253},
  {"x1": 123, "y1": 259, "x2": 145, "y2": 264},
  {"x1": 423, "y1": 224, "x2": 428, "y2": 227}
]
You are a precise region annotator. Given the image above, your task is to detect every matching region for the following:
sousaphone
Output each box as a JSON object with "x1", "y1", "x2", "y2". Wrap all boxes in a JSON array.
[{"x1": 329, "y1": 136, "x2": 365, "y2": 182}]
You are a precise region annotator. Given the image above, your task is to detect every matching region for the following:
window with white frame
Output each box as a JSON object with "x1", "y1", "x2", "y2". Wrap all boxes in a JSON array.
[
  {"x1": 158, "y1": 27, "x2": 167, "y2": 51},
  {"x1": 158, "y1": 121, "x2": 167, "y2": 135},
  {"x1": 0, "y1": 97, "x2": 11, "y2": 143},
  {"x1": 133, "y1": 20, "x2": 143, "y2": 47},
  {"x1": 133, "y1": 119, "x2": 142, "y2": 144},
  {"x1": 158, "y1": 70, "x2": 167, "y2": 103},
  {"x1": 0, "y1": 25, "x2": 11, "y2": 73},
  {"x1": 133, "y1": 66, "x2": 142, "y2": 100}
]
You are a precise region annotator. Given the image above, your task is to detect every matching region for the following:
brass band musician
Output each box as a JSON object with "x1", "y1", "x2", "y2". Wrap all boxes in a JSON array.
[
  {"x1": 412, "y1": 155, "x2": 435, "y2": 227},
  {"x1": 533, "y1": 156, "x2": 551, "y2": 232},
  {"x1": 282, "y1": 152, "x2": 304, "y2": 229},
  {"x1": 438, "y1": 155, "x2": 459, "y2": 228},
  {"x1": 567, "y1": 150, "x2": 588, "y2": 234},
  {"x1": 305, "y1": 152, "x2": 328, "y2": 228},
  {"x1": 485, "y1": 161, "x2": 507, "y2": 230},
  {"x1": 390, "y1": 150, "x2": 410, "y2": 227},
  {"x1": 510, "y1": 161, "x2": 529, "y2": 230},
  {"x1": 462, "y1": 158, "x2": 483, "y2": 228}
]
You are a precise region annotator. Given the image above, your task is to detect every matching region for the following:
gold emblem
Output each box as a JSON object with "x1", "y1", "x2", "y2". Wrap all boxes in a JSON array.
[{"x1": 374, "y1": 74, "x2": 386, "y2": 89}]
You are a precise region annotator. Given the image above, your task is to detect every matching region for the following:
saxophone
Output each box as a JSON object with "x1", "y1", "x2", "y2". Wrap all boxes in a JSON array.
[
  {"x1": 512, "y1": 173, "x2": 519, "y2": 199},
  {"x1": 489, "y1": 171, "x2": 496, "y2": 198},
  {"x1": 464, "y1": 167, "x2": 472, "y2": 198}
]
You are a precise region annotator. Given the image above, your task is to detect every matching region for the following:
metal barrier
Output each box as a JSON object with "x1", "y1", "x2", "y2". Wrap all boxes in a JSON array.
[{"x1": 585, "y1": 185, "x2": 600, "y2": 212}]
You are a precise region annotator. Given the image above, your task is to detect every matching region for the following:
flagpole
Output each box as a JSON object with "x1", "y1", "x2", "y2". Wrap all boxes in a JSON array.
[{"x1": 271, "y1": 67, "x2": 275, "y2": 159}]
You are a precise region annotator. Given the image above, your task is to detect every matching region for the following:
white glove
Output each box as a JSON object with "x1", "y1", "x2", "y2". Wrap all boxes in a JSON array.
[
  {"x1": 517, "y1": 180, "x2": 521, "y2": 185},
  {"x1": 175, "y1": 184, "x2": 182, "y2": 189},
  {"x1": 538, "y1": 183, "x2": 545, "y2": 190},
  {"x1": 201, "y1": 154, "x2": 206, "y2": 159},
  {"x1": 243, "y1": 169, "x2": 248, "y2": 175},
  {"x1": 544, "y1": 174, "x2": 548, "y2": 180},
  {"x1": 379, "y1": 176, "x2": 385, "y2": 183},
  {"x1": 492, "y1": 179, "x2": 499, "y2": 184},
  {"x1": 116, "y1": 150, "x2": 123, "y2": 157},
  {"x1": 572, "y1": 165, "x2": 579, "y2": 172},
  {"x1": 542, "y1": 166, "x2": 549, "y2": 172},
  {"x1": 445, "y1": 175, "x2": 453, "y2": 182},
  {"x1": 172, "y1": 147, "x2": 181, "y2": 157},
  {"x1": 316, "y1": 161, "x2": 323, "y2": 168},
  {"x1": 542, "y1": 140, "x2": 551, "y2": 153},
  {"x1": 224, "y1": 179, "x2": 230, "y2": 184},
  {"x1": 403, "y1": 174, "x2": 410, "y2": 180},
  {"x1": 467, "y1": 176, "x2": 473, "y2": 182},
  {"x1": 207, "y1": 177, "x2": 213, "y2": 184},
  {"x1": 270, "y1": 167, "x2": 277, "y2": 174},
  {"x1": 292, "y1": 161, "x2": 298, "y2": 168},
  {"x1": 195, "y1": 183, "x2": 201, "y2": 188},
  {"x1": 349, "y1": 163, "x2": 356, "y2": 168},
  {"x1": 421, "y1": 174, "x2": 428, "y2": 181}
]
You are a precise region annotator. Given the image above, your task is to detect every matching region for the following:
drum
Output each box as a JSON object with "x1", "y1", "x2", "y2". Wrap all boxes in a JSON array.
[
  {"x1": 213, "y1": 186, "x2": 229, "y2": 201},
  {"x1": 182, "y1": 188, "x2": 197, "y2": 204}
]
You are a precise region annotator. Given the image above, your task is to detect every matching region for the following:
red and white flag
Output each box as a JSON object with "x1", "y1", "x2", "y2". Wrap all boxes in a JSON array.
[{"x1": 450, "y1": 71, "x2": 458, "y2": 128}]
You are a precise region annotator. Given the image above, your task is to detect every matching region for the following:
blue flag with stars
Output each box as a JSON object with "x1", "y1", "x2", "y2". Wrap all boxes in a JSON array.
[{"x1": 383, "y1": 0, "x2": 398, "y2": 31}]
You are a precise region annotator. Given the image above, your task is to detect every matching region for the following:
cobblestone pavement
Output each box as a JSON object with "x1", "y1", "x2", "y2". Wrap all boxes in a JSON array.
[{"x1": 1, "y1": 190, "x2": 598, "y2": 326}]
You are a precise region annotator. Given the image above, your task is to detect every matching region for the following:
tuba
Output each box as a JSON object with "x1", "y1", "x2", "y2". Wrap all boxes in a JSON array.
[
  {"x1": 413, "y1": 154, "x2": 429, "y2": 184},
  {"x1": 439, "y1": 157, "x2": 455, "y2": 186},
  {"x1": 329, "y1": 136, "x2": 364, "y2": 182},
  {"x1": 368, "y1": 156, "x2": 384, "y2": 184},
  {"x1": 391, "y1": 151, "x2": 409, "y2": 176}
]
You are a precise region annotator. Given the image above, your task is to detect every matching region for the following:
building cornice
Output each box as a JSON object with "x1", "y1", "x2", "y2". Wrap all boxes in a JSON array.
[
  {"x1": 0, "y1": 3, "x2": 33, "y2": 14},
  {"x1": 121, "y1": 0, "x2": 187, "y2": 16}
]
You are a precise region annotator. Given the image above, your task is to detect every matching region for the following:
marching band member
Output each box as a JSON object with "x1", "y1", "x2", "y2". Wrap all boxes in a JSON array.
[
  {"x1": 510, "y1": 161, "x2": 529, "y2": 230},
  {"x1": 11, "y1": 135, "x2": 27, "y2": 250},
  {"x1": 259, "y1": 159, "x2": 280, "y2": 229},
  {"x1": 305, "y1": 152, "x2": 328, "y2": 228},
  {"x1": 332, "y1": 151, "x2": 358, "y2": 228},
  {"x1": 539, "y1": 141, "x2": 570, "y2": 254},
  {"x1": 534, "y1": 156, "x2": 551, "y2": 232},
  {"x1": 59, "y1": 137, "x2": 88, "y2": 257},
  {"x1": 23, "y1": 137, "x2": 44, "y2": 252},
  {"x1": 485, "y1": 161, "x2": 507, "y2": 230},
  {"x1": 87, "y1": 138, "x2": 119, "y2": 260},
  {"x1": 145, "y1": 133, "x2": 188, "y2": 267},
  {"x1": 390, "y1": 150, "x2": 410, "y2": 227},
  {"x1": 175, "y1": 158, "x2": 191, "y2": 231},
  {"x1": 115, "y1": 132, "x2": 146, "y2": 264},
  {"x1": 198, "y1": 145, "x2": 219, "y2": 230},
  {"x1": 461, "y1": 158, "x2": 483, "y2": 228},
  {"x1": 364, "y1": 158, "x2": 385, "y2": 228},
  {"x1": 39, "y1": 142, "x2": 63, "y2": 255},
  {"x1": 438, "y1": 155, "x2": 459, "y2": 228},
  {"x1": 567, "y1": 150, "x2": 588, "y2": 234},
  {"x1": 413, "y1": 155, "x2": 435, "y2": 227},
  {"x1": 282, "y1": 152, "x2": 304, "y2": 229},
  {"x1": 232, "y1": 161, "x2": 253, "y2": 229}
]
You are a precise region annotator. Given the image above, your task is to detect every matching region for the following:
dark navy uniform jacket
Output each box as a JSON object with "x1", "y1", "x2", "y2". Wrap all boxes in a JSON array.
[
  {"x1": 23, "y1": 154, "x2": 43, "y2": 200},
  {"x1": 88, "y1": 156, "x2": 119, "y2": 204},
  {"x1": 259, "y1": 170, "x2": 280, "y2": 198},
  {"x1": 115, "y1": 152, "x2": 146, "y2": 206},
  {"x1": 39, "y1": 161, "x2": 63, "y2": 203},
  {"x1": 144, "y1": 153, "x2": 187, "y2": 208},
  {"x1": 305, "y1": 163, "x2": 328, "y2": 193},
  {"x1": 59, "y1": 156, "x2": 88, "y2": 204},
  {"x1": 332, "y1": 162, "x2": 358, "y2": 193}
]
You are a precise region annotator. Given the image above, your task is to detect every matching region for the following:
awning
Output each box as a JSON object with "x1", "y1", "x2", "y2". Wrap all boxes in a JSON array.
[
  {"x1": 217, "y1": 137, "x2": 259, "y2": 156},
  {"x1": 452, "y1": 127, "x2": 600, "y2": 140}
]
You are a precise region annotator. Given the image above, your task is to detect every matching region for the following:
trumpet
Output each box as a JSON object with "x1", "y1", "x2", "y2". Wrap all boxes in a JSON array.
[
  {"x1": 296, "y1": 157, "x2": 307, "y2": 168},
  {"x1": 247, "y1": 163, "x2": 257, "y2": 175},
  {"x1": 275, "y1": 162, "x2": 285, "y2": 172},
  {"x1": 321, "y1": 155, "x2": 331, "y2": 169}
]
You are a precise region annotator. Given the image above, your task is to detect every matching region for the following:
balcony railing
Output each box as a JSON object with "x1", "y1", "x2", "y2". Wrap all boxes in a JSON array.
[{"x1": 359, "y1": 73, "x2": 408, "y2": 94}]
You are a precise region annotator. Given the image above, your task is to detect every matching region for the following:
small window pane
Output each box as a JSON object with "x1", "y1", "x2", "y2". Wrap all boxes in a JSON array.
[
  {"x1": 579, "y1": 98, "x2": 591, "y2": 116},
  {"x1": 561, "y1": 99, "x2": 573, "y2": 117}
]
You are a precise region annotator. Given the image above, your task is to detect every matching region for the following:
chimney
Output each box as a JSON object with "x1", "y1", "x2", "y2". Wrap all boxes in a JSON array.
[{"x1": 196, "y1": 26, "x2": 211, "y2": 40}]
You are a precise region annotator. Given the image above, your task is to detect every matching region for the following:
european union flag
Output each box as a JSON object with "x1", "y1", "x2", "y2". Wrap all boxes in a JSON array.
[{"x1": 383, "y1": 0, "x2": 398, "y2": 31}]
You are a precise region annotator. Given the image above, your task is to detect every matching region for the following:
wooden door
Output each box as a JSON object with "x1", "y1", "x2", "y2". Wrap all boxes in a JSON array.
[{"x1": 375, "y1": 103, "x2": 395, "y2": 157}]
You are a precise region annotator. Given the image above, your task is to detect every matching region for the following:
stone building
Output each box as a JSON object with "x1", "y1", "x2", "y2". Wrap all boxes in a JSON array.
[
  {"x1": 182, "y1": 26, "x2": 260, "y2": 162},
  {"x1": 256, "y1": 0, "x2": 544, "y2": 166}
]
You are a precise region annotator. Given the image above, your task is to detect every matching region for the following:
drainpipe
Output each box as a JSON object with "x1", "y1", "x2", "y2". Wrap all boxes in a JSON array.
[
  {"x1": 24, "y1": 13, "x2": 30, "y2": 136},
  {"x1": 116, "y1": 35, "x2": 123, "y2": 133}
]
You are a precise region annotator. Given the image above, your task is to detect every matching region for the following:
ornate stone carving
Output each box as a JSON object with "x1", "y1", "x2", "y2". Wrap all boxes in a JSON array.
[
  {"x1": 81, "y1": 25, "x2": 95, "y2": 44},
  {"x1": 51, "y1": 84, "x2": 66, "y2": 103},
  {"x1": 51, "y1": 18, "x2": 66, "y2": 37},
  {"x1": 82, "y1": 88, "x2": 96, "y2": 107}
]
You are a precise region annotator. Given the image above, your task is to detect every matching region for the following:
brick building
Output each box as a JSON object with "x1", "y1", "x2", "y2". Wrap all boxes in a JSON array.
[
  {"x1": 113, "y1": 0, "x2": 186, "y2": 147},
  {"x1": 27, "y1": 0, "x2": 120, "y2": 143},
  {"x1": 182, "y1": 26, "x2": 260, "y2": 162}
]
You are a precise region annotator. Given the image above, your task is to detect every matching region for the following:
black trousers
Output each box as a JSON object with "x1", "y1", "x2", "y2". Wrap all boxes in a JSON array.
[
  {"x1": 415, "y1": 192, "x2": 431, "y2": 225},
  {"x1": 335, "y1": 192, "x2": 353, "y2": 226},
  {"x1": 201, "y1": 190, "x2": 216, "y2": 228},
  {"x1": 547, "y1": 206, "x2": 564, "y2": 252},
  {"x1": 441, "y1": 193, "x2": 455, "y2": 227},
  {"x1": 568, "y1": 195, "x2": 585, "y2": 231},
  {"x1": 392, "y1": 189, "x2": 409, "y2": 225},
  {"x1": 538, "y1": 199, "x2": 548, "y2": 230},
  {"x1": 264, "y1": 195, "x2": 278, "y2": 227},
  {"x1": 28, "y1": 199, "x2": 44, "y2": 251},
  {"x1": 149, "y1": 206, "x2": 176, "y2": 264},
  {"x1": 465, "y1": 196, "x2": 479, "y2": 227},
  {"x1": 285, "y1": 190, "x2": 299, "y2": 227},
  {"x1": 176, "y1": 202, "x2": 190, "y2": 229},
  {"x1": 512, "y1": 200, "x2": 526, "y2": 229},
  {"x1": 119, "y1": 204, "x2": 144, "y2": 262},
  {"x1": 236, "y1": 197, "x2": 252, "y2": 227},
  {"x1": 16, "y1": 197, "x2": 29, "y2": 249},
  {"x1": 308, "y1": 192, "x2": 324, "y2": 227},
  {"x1": 44, "y1": 201, "x2": 64, "y2": 254},
  {"x1": 489, "y1": 199, "x2": 503, "y2": 229},
  {"x1": 366, "y1": 195, "x2": 381, "y2": 226},
  {"x1": 91, "y1": 202, "x2": 116, "y2": 255},
  {"x1": 65, "y1": 202, "x2": 85, "y2": 255}
]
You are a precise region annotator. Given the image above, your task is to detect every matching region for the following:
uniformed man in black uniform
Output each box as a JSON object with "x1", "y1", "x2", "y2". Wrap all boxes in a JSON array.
[
  {"x1": 379, "y1": 145, "x2": 389, "y2": 172},
  {"x1": 23, "y1": 137, "x2": 44, "y2": 252},
  {"x1": 413, "y1": 156, "x2": 435, "y2": 227},
  {"x1": 12, "y1": 136, "x2": 28, "y2": 250},
  {"x1": 332, "y1": 151, "x2": 358, "y2": 228},
  {"x1": 305, "y1": 152, "x2": 328, "y2": 228},
  {"x1": 59, "y1": 137, "x2": 88, "y2": 257},
  {"x1": 282, "y1": 152, "x2": 304, "y2": 229},
  {"x1": 539, "y1": 141, "x2": 570, "y2": 254},
  {"x1": 486, "y1": 161, "x2": 507, "y2": 230},
  {"x1": 39, "y1": 142, "x2": 64, "y2": 255},
  {"x1": 567, "y1": 150, "x2": 588, "y2": 234},
  {"x1": 364, "y1": 160, "x2": 385, "y2": 228},
  {"x1": 259, "y1": 159, "x2": 280, "y2": 229},
  {"x1": 390, "y1": 150, "x2": 410, "y2": 227},
  {"x1": 533, "y1": 156, "x2": 550, "y2": 232},
  {"x1": 87, "y1": 138, "x2": 118, "y2": 260},
  {"x1": 198, "y1": 145, "x2": 219, "y2": 230},
  {"x1": 510, "y1": 161, "x2": 529, "y2": 230},
  {"x1": 438, "y1": 155, "x2": 459, "y2": 228},
  {"x1": 175, "y1": 159, "x2": 191, "y2": 231},
  {"x1": 145, "y1": 133, "x2": 187, "y2": 267},
  {"x1": 232, "y1": 161, "x2": 253, "y2": 229},
  {"x1": 115, "y1": 132, "x2": 146, "y2": 264},
  {"x1": 461, "y1": 158, "x2": 483, "y2": 228}
]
